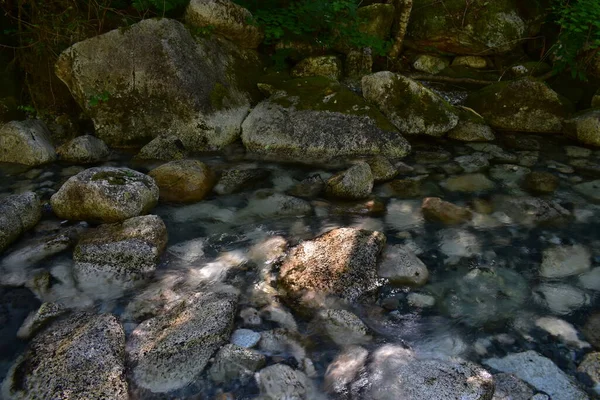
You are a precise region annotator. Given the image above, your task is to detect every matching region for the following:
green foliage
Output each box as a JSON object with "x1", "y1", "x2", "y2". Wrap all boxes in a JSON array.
[
  {"x1": 233, "y1": 0, "x2": 391, "y2": 56},
  {"x1": 88, "y1": 91, "x2": 111, "y2": 107},
  {"x1": 551, "y1": 0, "x2": 600, "y2": 79}
]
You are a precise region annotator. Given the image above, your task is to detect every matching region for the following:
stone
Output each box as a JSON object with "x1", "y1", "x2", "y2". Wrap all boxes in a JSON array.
[
  {"x1": 316, "y1": 309, "x2": 369, "y2": 346},
  {"x1": 288, "y1": 174, "x2": 325, "y2": 198},
  {"x1": 573, "y1": 180, "x2": 600, "y2": 202},
  {"x1": 382, "y1": 178, "x2": 422, "y2": 198},
  {"x1": 412, "y1": 54, "x2": 450, "y2": 75},
  {"x1": 365, "y1": 345, "x2": 494, "y2": 399},
  {"x1": 326, "y1": 198, "x2": 386, "y2": 216},
  {"x1": 421, "y1": 197, "x2": 473, "y2": 225},
  {"x1": 492, "y1": 373, "x2": 535, "y2": 400},
  {"x1": 540, "y1": 244, "x2": 591, "y2": 279},
  {"x1": 357, "y1": 3, "x2": 395, "y2": 41},
  {"x1": 362, "y1": 71, "x2": 459, "y2": 137},
  {"x1": 466, "y1": 78, "x2": 573, "y2": 133},
  {"x1": 239, "y1": 192, "x2": 312, "y2": 220},
  {"x1": 260, "y1": 304, "x2": 298, "y2": 331},
  {"x1": 579, "y1": 268, "x2": 600, "y2": 291},
  {"x1": 241, "y1": 77, "x2": 410, "y2": 164},
  {"x1": 231, "y1": 328, "x2": 261, "y2": 348},
  {"x1": 325, "y1": 162, "x2": 374, "y2": 200},
  {"x1": 214, "y1": 167, "x2": 271, "y2": 195},
  {"x1": 209, "y1": 344, "x2": 265, "y2": 383},
  {"x1": 50, "y1": 167, "x2": 159, "y2": 223},
  {"x1": 0, "y1": 120, "x2": 56, "y2": 166},
  {"x1": 441, "y1": 173, "x2": 495, "y2": 192},
  {"x1": 378, "y1": 244, "x2": 429, "y2": 286},
  {"x1": 291, "y1": 55, "x2": 343, "y2": 80},
  {"x1": 578, "y1": 352, "x2": 600, "y2": 390},
  {"x1": 324, "y1": 346, "x2": 369, "y2": 396},
  {"x1": 407, "y1": 0, "x2": 529, "y2": 54},
  {"x1": 565, "y1": 145, "x2": 593, "y2": 158},
  {"x1": 583, "y1": 313, "x2": 600, "y2": 349},
  {"x1": 564, "y1": 109, "x2": 600, "y2": 147},
  {"x1": 55, "y1": 18, "x2": 262, "y2": 150},
  {"x1": 258, "y1": 329, "x2": 306, "y2": 362},
  {"x1": 256, "y1": 364, "x2": 311, "y2": 400},
  {"x1": 279, "y1": 228, "x2": 386, "y2": 311},
  {"x1": 507, "y1": 62, "x2": 552, "y2": 78},
  {"x1": 127, "y1": 291, "x2": 237, "y2": 393},
  {"x1": 185, "y1": 0, "x2": 263, "y2": 48},
  {"x1": 483, "y1": 351, "x2": 588, "y2": 400},
  {"x1": 0, "y1": 192, "x2": 41, "y2": 254},
  {"x1": 2, "y1": 313, "x2": 127, "y2": 400},
  {"x1": 148, "y1": 160, "x2": 215, "y2": 203},
  {"x1": 516, "y1": 151, "x2": 539, "y2": 167},
  {"x1": 448, "y1": 107, "x2": 495, "y2": 142},
  {"x1": 56, "y1": 135, "x2": 109, "y2": 164},
  {"x1": 467, "y1": 143, "x2": 518, "y2": 163},
  {"x1": 73, "y1": 215, "x2": 167, "y2": 292},
  {"x1": 240, "y1": 307, "x2": 262, "y2": 327},
  {"x1": 368, "y1": 155, "x2": 398, "y2": 182},
  {"x1": 16, "y1": 302, "x2": 66, "y2": 340},
  {"x1": 135, "y1": 135, "x2": 187, "y2": 161},
  {"x1": 490, "y1": 164, "x2": 531, "y2": 184},
  {"x1": 524, "y1": 171, "x2": 559, "y2": 194},
  {"x1": 454, "y1": 153, "x2": 490, "y2": 173},
  {"x1": 407, "y1": 292, "x2": 435, "y2": 308},
  {"x1": 533, "y1": 283, "x2": 589, "y2": 315},
  {"x1": 345, "y1": 50, "x2": 373, "y2": 79},
  {"x1": 491, "y1": 196, "x2": 572, "y2": 226},
  {"x1": 534, "y1": 316, "x2": 590, "y2": 349},
  {"x1": 453, "y1": 56, "x2": 488, "y2": 69}
]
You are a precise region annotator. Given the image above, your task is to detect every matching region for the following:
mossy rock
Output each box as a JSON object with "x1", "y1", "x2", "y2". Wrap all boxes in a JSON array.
[
  {"x1": 357, "y1": 4, "x2": 395, "y2": 41},
  {"x1": 291, "y1": 56, "x2": 343, "y2": 81},
  {"x1": 564, "y1": 109, "x2": 600, "y2": 147},
  {"x1": 466, "y1": 77, "x2": 574, "y2": 133}
]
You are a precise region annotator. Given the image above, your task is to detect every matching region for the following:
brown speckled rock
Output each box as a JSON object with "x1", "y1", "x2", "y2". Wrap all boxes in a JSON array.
[
  {"x1": 149, "y1": 159, "x2": 215, "y2": 203},
  {"x1": 422, "y1": 197, "x2": 473, "y2": 225}
]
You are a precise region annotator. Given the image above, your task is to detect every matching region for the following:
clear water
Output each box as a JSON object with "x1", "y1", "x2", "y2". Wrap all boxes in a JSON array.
[{"x1": 1, "y1": 133, "x2": 600, "y2": 399}]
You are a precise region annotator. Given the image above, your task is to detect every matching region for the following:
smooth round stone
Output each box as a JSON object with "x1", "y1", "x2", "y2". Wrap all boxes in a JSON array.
[{"x1": 231, "y1": 328, "x2": 261, "y2": 348}]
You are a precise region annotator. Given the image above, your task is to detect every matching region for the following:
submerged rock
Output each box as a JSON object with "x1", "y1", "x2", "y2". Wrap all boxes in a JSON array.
[
  {"x1": 441, "y1": 173, "x2": 495, "y2": 192},
  {"x1": 214, "y1": 167, "x2": 271, "y2": 195},
  {"x1": 583, "y1": 313, "x2": 600, "y2": 349},
  {"x1": 256, "y1": 364, "x2": 312, "y2": 400},
  {"x1": 315, "y1": 309, "x2": 370, "y2": 346},
  {"x1": 577, "y1": 352, "x2": 600, "y2": 392},
  {"x1": 377, "y1": 244, "x2": 429, "y2": 287},
  {"x1": 16, "y1": 302, "x2": 66, "y2": 340},
  {"x1": 56, "y1": 18, "x2": 261, "y2": 150},
  {"x1": 73, "y1": 215, "x2": 167, "y2": 293},
  {"x1": 288, "y1": 174, "x2": 325, "y2": 199},
  {"x1": 448, "y1": 107, "x2": 495, "y2": 142},
  {"x1": 56, "y1": 135, "x2": 110, "y2": 164},
  {"x1": 540, "y1": 244, "x2": 591, "y2": 279},
  {"x1": 50, "y1": 167, "x2": 159, "y2": 223},
  {"x1": 492, "y1": 195, "x2": 572, "y2": 226},
  {"x1": 241, "y1": 77, "x2": 410, "y2": 164},
  {"x1": 362, "y1": 71, "x2": 459, "y2": 137},
  {"x1": 2, "y1": 312, "x2": 127, "y2": 400},
  {"x1": 0, "y1": 192, "x2": 42, "y2": 254},
  {"x1": 279, "y1": 227, "x2": 386, "y2": 311},
  {"x1": 324, "y1": 345, "x2": 369, "y2": 396},
  {"x1": 421, "y1": 197, "x2": 473, "y2": 225},
  {"x1": 209, "y1": 344, "x2": 265, "y2": 384},
  {"x1": 368, "y1": 156, "x2": 398, "y2": 182},
  {"x1": 0, "y1": 120, "x2": 56, "y2": 166},
  {"x1": 523, "y1": 171, "x2": 559, "y2": 194},
  {"x1": 573, "y1": 180, "x2": 600, "y2": 202},
  {"x1": 466, "y1": 78, "x2": 573, "y2": 133},
  {"x1": 325, "y1": 162, "x2": 374, "y2": 200},
  {"x1": 149, "y1": 159, "x2": 215, "y2": 203},
  {"x1": 483, "y1": 351, "x2": 588, "y2": 400},
  {"x1": 127, "y1": 291, "x2": 237, "y2": 393},
  {"x1": 533, "y1": 283, "x2": 589, "y2": 315},
  {"x1": 492, "y1": 373, "x2": 535, "y2": 400}
]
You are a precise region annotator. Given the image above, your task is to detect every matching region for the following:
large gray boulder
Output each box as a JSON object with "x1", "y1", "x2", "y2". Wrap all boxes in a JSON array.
[
  {"x1": 279, "y1": 227, "x2": 386, "y2": 311},
  {"x1": 2, "y1": 312, "x2": 127, "y2": 400},
  {"x1": 73, "y1": 215, "x2": 167, "y2": 293},
  {"x1": 241, "y1": 77, "x2": 411, "y2": 164},
  {"x1": 466, "y1": 78, "x2": 573, "y2": 133},
  {"x1": 0, "y1": 120, "x2": 56, "y2": 166},
  {"x1": 127, "y1": 291, "x2": 237, "y2": 393},
  {"x1": 56, "y1": 134, "x2": 109, "y2": 164},
  {"x1": 363, "y1": 345, "x2": 494, "y2": 399},
  {"x1": 50, "y1": 167, "x2": 159, "y2": 223},
  {"x1": 55, "y1": 18, "x2": 262, "y2": 150},
  {"x1": 362, "y1": 72, "x2": 459, "y2": 137},
  {"x1": 0, "y1": 192, "x2": 42, "y2": 254}
]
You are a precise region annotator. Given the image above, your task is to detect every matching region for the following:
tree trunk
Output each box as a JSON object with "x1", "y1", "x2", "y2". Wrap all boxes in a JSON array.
[{"x1": 389, "y1": 0, "x2": 413, "y2": 59}]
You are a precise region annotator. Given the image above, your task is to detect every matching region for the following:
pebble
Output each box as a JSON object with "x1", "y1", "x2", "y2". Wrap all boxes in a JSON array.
[{"x1": 231, "y1": 329, "x2": 261, "y2": 348}]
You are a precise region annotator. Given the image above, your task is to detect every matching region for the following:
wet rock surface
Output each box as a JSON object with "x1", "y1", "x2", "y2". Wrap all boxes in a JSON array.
[{"x1": 0, "y1": 120, "x2": 56, "y2": 166}]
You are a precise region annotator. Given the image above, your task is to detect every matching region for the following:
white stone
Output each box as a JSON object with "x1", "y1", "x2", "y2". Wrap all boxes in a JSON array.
[{"x1": 540, "y1": 245, "x2": 591, "y2": 279}]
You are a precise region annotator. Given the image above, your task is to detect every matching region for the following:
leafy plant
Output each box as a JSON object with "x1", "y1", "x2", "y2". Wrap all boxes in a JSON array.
[
  {"x1": 551, "y1": 0, "x2": 600, "y2": 79},
  {"x1": 88, "y1": 91, "x2": 111, "y2": 107}
]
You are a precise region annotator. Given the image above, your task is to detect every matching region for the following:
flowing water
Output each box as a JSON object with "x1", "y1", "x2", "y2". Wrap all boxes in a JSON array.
[{"x1": 1, "y1": 133, "x2": 600, "y2": 399}]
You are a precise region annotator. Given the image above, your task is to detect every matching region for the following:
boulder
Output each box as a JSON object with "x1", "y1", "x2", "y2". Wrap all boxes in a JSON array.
[
  {"x1": 241, "y1": 77, "x2": 410, "y2": 164},
  {"x1": 256, "y1": 364, "x2": 311, "y2": 400},
  {"x1": 2, "y1": 313, "x2": 127, "y2": 400},
  {"x1": 73, "y1": 215, "x2": 167, "y2": 292},
  {"x1": 540, "y1": 244, "x2": 590, "y2": 279},
  {"x1": 185, "y1": 0, "x2": 263, "y2": 49},
  {"x1": 135, "y1": 135, "x2": 187, "y2": 161},
  {"x1": 447, "y1": 107, "x2": 495, "y2": 142},
  {"x1": 357, "y1": 3, "x2": 395, "y2": 41},
  {"x1": 492, "y1": 195, "x2": 572, "y2": 226},
  {"x1": 315, "y1": 309, "x2": 370, "y2": 346},
  {"x1": 492, "y1": 373, "x2": 535, "y2": 400},
  {"x1": 279, "y1": 228, "x2": 386, "y2": 311},
  {"x1": 127, "y1": 291, "x2": 237, "y2": 393},
  {"x1": 0, "y1": 120, "x2": 56, "y2": 166},
  {"x1": 406, "y1": 0, "x2": 528, "y2": 55},
  {"x1": 55, "y1": 18, "x2": 261, "y2": 150},
  {"x1": 56, "y1": 134, "x2": 109, "y2": 164},
  {"x1": 209, "y1": 344, "x2": 265, "y2": 383},
  {"x1": 377, "y1": 244, "x2": 429, "y2": 286},
  {"x1": 0, "y1": 192, "x2": 42, "y2": 254},
  {"x1": 483, "y1": 351, "x2": 588, "y2": 400},
  {"x1": 523, "y1": 171, "x2": 559, "y2": 194},
  {"x1": 149, "y1": 160, "x2": 215, "y2": 203},
  {"x1": 466, "y1": 78, "x2": 573, "y2": 133},
  {"x1": 362, "y1": 71, "x2": 459, "y2": 137},
  {"x1": 422, "y1": 197, "x2": 473, "y2": 224},
  {"x1": 325, "y1": 162, "x2": 374, "y2": 200},
  {"x1": 413, "y1": 54, "x2": 450, "y2": 75},
  {"x1": 291, "y1": 55, "x2": 343, "y2": 80},
  {"x1": 50, "y1": 167, "x2": 159, "y2": 223},
  {"x1": 214, "y1": 167, "x2": 271, "y2": 195},
  {"x1": 564, "y1": 109, "x2": 600, "y2": 147},
  {"x1": 364, "y1": 345, "x2": 494, "y2": 399}
]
